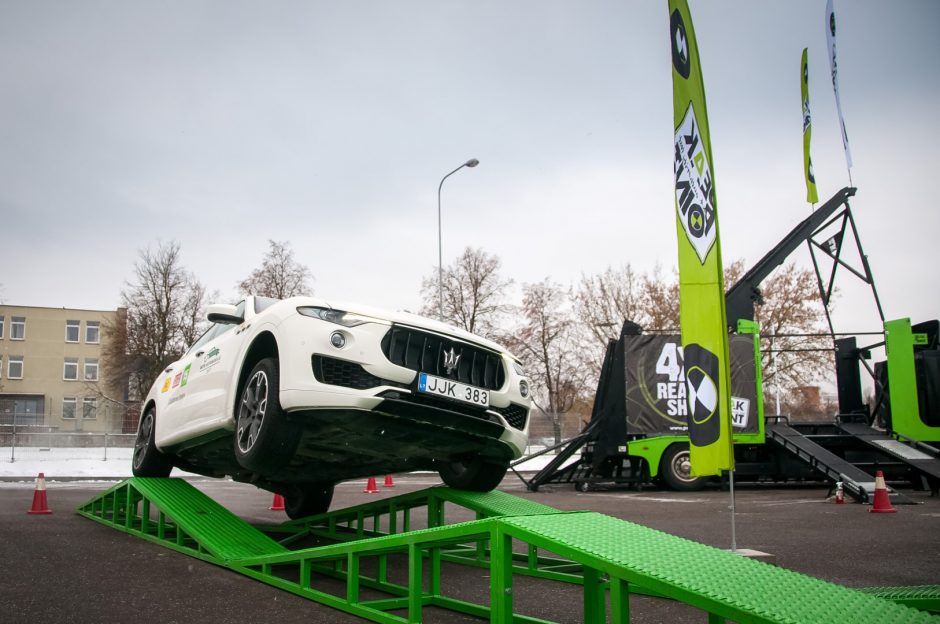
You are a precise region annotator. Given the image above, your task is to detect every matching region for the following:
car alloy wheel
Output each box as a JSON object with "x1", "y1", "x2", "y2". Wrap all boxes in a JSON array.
[
  {"x1": 132, "y1": 411, "x2": 154, "y2": 470},
  {"x1": 131, "y1": 407, "x2": 173, "y2": 478},
  {"x1": 237, "y1": 370, "x2": 269, "y2": 454}
]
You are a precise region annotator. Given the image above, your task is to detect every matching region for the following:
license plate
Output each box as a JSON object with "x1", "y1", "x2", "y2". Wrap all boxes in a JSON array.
[{"x1": 418, "y1": 373, "x2": 489, "y2": 407}]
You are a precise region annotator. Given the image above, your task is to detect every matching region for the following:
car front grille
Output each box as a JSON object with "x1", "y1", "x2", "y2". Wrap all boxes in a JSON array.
[
  {"x1": 380, "y1": 325, "x2": 506, "y2": 391},
  {"x1": 492, "y1": 403, "x2": 528, "y2": 430},
  {"x1": 312, "y1": 355, "x2": 385, "y2": 390}
]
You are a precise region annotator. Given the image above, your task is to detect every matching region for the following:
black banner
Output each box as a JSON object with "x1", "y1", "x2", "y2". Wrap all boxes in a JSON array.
[{"x1": 623, "y1": 334, "x2": 760, "y2": 436}]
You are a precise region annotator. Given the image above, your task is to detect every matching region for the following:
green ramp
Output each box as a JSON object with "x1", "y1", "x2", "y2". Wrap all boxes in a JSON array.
[
  {"x1": 77, "y1": 477, "x2": 287, "y2": 562},
  {"x1": 78, "y1": 479, "x2": 937, "y2": 623}
]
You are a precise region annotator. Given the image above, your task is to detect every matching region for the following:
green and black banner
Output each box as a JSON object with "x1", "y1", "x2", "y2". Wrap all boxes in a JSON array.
[
  {"x1": 623, "y1": 334, "x2": 761, "y2": 437},
  {"x1": 801, "y1": 48, "x2": 819, "y2": 204},
  {"x1": 669, "y1": 0, "x2": 734, "y2": 475}
]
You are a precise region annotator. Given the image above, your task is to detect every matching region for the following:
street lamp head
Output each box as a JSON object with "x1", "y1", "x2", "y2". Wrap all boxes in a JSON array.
[{"x1": 465, "y1": 158, "x2": 480, "y2": 168}]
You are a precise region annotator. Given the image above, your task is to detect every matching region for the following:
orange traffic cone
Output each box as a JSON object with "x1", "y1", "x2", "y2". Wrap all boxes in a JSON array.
[
  {"x1": 269, "y1": 493, "x2": 285, "y2": 511},
  {"x1": 383, "y1": 474, "x2": 395, "y2": 488},
  {"x1": 834, "y1": 481, "x2": 845, "y2": 505},
  {"x1": 869, "y1": 470, "x2": 897, "y2": 513},
  {"x1": 27, "y1": 472, "x2": 52, "y2": 515},
  {"x1": 363, "y1": 477, "x2": 379, "y2": 494}
]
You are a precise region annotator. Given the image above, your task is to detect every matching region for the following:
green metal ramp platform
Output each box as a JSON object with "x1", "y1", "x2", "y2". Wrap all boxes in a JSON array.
[{"x1": 78, "y1": 479, "x2": 938, "y2": 623}]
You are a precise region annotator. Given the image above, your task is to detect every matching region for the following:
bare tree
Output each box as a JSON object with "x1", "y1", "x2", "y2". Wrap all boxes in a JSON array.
[
  {"x1": 573, "y1": 264, "x2": 647, "y2": 347},
  {"x1": 755, "y1": 263, "x2": 834, "y2": 400},
  {"x1": 103, "y1": 241, "x2": 208, "y2": 401},
  {"x1": 420, "y1": 247, "x2": 513, "y2": 339},
  {"x1": 573, "y1": 259, "x2": 829, "y2": 410},
  {"x1": 504, "y1": 280, "x2": 588, "y2": 445},
  {"x1": 575, "y1": 262, "x2": 746, "y2": 350},
  {"x1": 573, "y1": 264, "x2": 684, "y2": 356},
  {"x1": 238, "y1": 240, "x2": 313, "y2": 298}
]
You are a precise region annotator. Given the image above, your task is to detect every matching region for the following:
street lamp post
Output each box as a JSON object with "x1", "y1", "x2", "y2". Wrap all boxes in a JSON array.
[{"x1": 437, "y1": 158, "x2": 479, "y2": 321}]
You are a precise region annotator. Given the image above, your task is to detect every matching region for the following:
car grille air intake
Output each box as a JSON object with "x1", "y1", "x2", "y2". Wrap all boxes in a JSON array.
[
  {"x1": 312, "y1": 356, "x2": 385, "y2": 390},
  {"x1": 381, "y1": 326, "x2": 505, "y2": 391},
  {"x1": 492, "y1": 403, "x2": 528, "y2": 430}
]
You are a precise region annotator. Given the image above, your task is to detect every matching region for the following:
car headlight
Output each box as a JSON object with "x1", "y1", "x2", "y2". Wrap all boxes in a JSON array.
[
  {"x1": 512, "y1": 361, "x2": 526, "y2": 377},
  {"x1": 297, "y1": 306, "x2": 380, "y2": 327}
]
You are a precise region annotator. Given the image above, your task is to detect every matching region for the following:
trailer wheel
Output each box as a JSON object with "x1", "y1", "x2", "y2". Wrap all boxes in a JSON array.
[
  {"x1": 576, "y1": 481, "x2": 591, "y2": 493},
  {"x1": 661, "y1": 445, "x2": 707, "y2": 491}
]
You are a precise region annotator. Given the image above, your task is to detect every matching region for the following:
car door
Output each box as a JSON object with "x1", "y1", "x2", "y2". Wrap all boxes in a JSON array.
[
  {"x1": 188, "y1": 314, "x2": 247, "y2": 427},
  {"x1": 159, "y1": 323, "x2": 223, "y2": 440},
  {"x1": 171, "y1": 300, "x2": 250, "y2": 437}
]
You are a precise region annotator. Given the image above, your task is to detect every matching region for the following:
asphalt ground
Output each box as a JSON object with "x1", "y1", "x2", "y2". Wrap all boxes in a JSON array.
[{"x1": 1, "y1": 474, "x2": 938, "y2": 623}]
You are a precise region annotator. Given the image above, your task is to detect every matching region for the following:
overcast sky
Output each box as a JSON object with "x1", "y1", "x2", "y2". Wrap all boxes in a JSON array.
[{"x1": 2, "y1": 1, "x2": 938, "y2": 337}]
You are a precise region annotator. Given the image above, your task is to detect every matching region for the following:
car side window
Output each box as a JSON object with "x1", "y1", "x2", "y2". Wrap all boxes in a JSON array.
[
  {"x1": 187, "y1": 325, "x2": 218, "y2": 355},
  {"x1": 255, "y1": 297, "x2": 279, "y2": 313}
]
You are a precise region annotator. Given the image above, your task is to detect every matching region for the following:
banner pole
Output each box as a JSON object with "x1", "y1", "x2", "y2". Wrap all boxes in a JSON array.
[{"x1": 729, "y1": 468, "x2": 737, "y2": 552}]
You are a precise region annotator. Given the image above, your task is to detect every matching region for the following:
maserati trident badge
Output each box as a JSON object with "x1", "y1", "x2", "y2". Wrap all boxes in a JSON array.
[{"x1": 443, "y1": 348, "x2": 461, "y2": 375}]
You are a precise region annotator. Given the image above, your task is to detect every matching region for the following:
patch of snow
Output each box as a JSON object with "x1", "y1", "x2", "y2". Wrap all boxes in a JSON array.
[{"x1": 0, "y1": 446, "x2": 573, "y2": 481}]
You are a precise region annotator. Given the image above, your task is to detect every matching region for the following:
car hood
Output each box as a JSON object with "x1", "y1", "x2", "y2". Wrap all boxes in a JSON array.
[{"x1": 280, "y1": 296, "x2": 511, "y2": 355}]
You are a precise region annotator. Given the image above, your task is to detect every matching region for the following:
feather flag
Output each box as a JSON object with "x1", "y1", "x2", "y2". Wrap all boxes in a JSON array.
[{"x1": 669, "y1": 0, "x2": 734, "y2": 476}]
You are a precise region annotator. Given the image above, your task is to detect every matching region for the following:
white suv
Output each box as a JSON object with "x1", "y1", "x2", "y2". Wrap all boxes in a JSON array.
[{"x1": 132, "y1": 296, "x2": 531, "y2": 518}]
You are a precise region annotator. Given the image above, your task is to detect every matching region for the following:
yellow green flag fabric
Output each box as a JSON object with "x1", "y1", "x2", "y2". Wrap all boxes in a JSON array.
[
  {"x1": 669, "y1": 0, "x2": 734, "y2": 476},
  {"x1": 801, "y1": 48, "x2": 819, "y2": 204}
]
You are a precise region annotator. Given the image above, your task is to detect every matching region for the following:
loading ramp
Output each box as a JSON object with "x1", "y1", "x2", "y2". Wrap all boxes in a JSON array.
[
  {"x1": 766, "y1": 421, "x2": 914, "y2": 504},
  {"x1": 838, "y1": 421, "x2": 940, "y2": 492},
  {"x1": 78, "y1": 478, "x2": 937, "y2": 623}
]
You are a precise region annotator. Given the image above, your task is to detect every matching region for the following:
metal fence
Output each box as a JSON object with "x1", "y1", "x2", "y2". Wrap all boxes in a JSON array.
[{"x1": 3, "y1": 432, "x2": 136, "y2": 463}]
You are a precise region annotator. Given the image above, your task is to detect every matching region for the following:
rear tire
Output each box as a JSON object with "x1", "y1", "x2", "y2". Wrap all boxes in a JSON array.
[
  {"x1": 234, "y1": 358, "x2": 300, "y2": 472},
  {"x1": 283, "y1": 483, "x2": 334, "y2": 520},
  {"x1": 132, "y1": 408, "x2": 173, "y2": 478},
  {"x1": 660, "y1": 444, "x2": 707, "y2": 491},
  {"x1": 438, "y1": 457, "x2": 509, "y2": 491}
]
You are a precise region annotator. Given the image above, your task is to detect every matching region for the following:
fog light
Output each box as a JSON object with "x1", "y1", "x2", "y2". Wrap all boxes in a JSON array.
[
  {"x1": 330, "y1": 331, "x2": 346, "y2": 348},
  {"x1": 519, "y1": 379, "x2": 529, "y2": 398}
]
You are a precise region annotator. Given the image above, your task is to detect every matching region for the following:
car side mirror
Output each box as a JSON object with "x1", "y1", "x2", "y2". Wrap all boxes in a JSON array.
[{"x1": 206, "y1": 303, "x2": 243, "y2": 325}]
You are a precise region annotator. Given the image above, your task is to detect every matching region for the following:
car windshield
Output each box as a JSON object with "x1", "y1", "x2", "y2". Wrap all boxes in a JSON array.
[{"x1": 254, "y1": 296, "x2": 281, "y2": 313}]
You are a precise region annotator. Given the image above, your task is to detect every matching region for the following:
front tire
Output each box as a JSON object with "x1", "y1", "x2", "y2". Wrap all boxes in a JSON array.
[
  {"x1": 660, "y1": 444, "x2": 707, "y2": 491},
  {"x1": 283, "y1": 483, "x2": 335, "y2": 520},
  {"x1": 132, "y1": 408, "x2": 173, "y2": 478},
  {"x1": 438, "y1": 457, "x2": 509, "y2": 491},
  {"x1": 234, "y1": 358, "x2": 300, "y2": 472}
]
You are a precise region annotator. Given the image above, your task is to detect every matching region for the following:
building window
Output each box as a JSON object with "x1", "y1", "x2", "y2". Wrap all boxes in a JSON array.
[
  {"x1": 10, "y1": 316, "x2": 25, "y2": 340},
  {"x1": 65, "y1": 320, "x2": 80, "y2": 343},
  {"x1": 82, "y1": 398, "x2": 97, "y2": 419},
  {"x1": 0, "y1": 315, "x2": 4, "y2": 339},
  {"x1": 85, "y1": 321, "x2": 100, "y2": 344},
  {"x1": 8, "y1": 356, "x2": 23, "y2": 379},
  {"x1": 0, "y1": 395, "x2": 44, "y2": 426},
  {"x1": 84, "y1": 358, "x2": 99, "y2": 381},
  {"x1": 64, "y1": 358, "x2": 79, "y2": 381},
  {"x1": 62, "y1": 398, "x2": 77, "y2": 420}
]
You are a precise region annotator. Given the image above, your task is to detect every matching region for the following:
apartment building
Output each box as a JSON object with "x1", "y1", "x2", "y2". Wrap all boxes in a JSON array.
[{"x1": 0, "y1": 305, "x2": 126, "y2": 432}]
